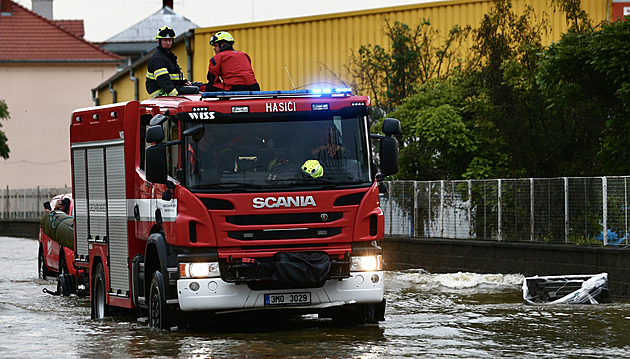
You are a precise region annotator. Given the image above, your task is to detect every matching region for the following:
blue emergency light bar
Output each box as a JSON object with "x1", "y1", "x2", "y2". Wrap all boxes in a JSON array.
[{"x1": 200, "y1": 88, "x2": 353, "y2": 99}]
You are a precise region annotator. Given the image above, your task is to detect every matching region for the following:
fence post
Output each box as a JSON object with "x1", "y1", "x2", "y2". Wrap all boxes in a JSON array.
[
  {"x1": 440, "y1": 180, "x2": 445, "y2": 238},
  {"x1": 388, "y1": 181, "x2": 393, "y2": 236},
  {"x1": 413, "y1": 181, "x2": 418, "y2": 237},
  {"x1": 468, "y1": 179, "x2": 472, "y2": 240},
  {"x1": 0, "y1": 185, "x2": 4, "y2": 219},
  {"x1": 564, "y1": 177, "x2": 569, "y2": 244},
  {"x1": 498, "y1": 179, "x2": 502, "y2": 241},
  {"x1": 625, "y1": 177, "x2": 628, "y2": 245},
  {"x1": 22, "y1": 188, "x2": 26, "y2": 220},
  {"x1": 530, "y1": 178, "x2": 534, "y2": 242},
  {"x1": 603, "y1": 177, "x2": 608, "y2": 246},
  {"x1": 427, "y1": 181, "x2": 433, "y2": 237}
]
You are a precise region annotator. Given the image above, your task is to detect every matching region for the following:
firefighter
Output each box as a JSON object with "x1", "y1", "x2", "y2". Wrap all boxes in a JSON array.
[
  {"x1": 205, "y1": 31, "x2": 260, "y2": 92},
  {"x1": 145, "y1": 26, "x2": 200, "y2": 98}
]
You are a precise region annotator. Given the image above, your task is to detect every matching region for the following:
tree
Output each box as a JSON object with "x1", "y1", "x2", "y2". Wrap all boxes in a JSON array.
[
  {"x1": 348, "y1": 19, "x2": 470, "y2": 115},
  {"x1": 468, "y1": 0, "x2": 553, "y2": 178},
  {"x1": 0, "y1": 99, "x2": 9, "y2": 159},
  {"x1": 537, "y1": 18, "x2": 630, "y2": 175}
]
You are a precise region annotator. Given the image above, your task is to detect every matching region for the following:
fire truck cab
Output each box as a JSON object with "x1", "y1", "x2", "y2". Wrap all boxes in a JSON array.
[{"x1": 69, "y1": 89, "x2": 399, "y2": 328}]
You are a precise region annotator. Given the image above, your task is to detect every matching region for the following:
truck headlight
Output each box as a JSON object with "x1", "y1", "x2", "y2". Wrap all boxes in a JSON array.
[
  {"x1": 179, "y1": 262, "x2": 220, "y2": 278},
  {"x1": 350, "y1": 255, "x2": 383, "y2": 272}
]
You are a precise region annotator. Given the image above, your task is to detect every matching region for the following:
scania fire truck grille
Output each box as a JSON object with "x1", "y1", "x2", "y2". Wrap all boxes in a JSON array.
[
  {"x1": 228, "y1": 227, "x2": 342, "y2": 241},
  {"x1": 226, "y1": 212, "x2": 342, "y2": 225}
]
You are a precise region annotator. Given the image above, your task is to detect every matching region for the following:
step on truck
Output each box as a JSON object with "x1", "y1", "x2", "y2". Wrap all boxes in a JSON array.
[{"x1": 69, "y1": 88, "x2": 400, "y2": 328}]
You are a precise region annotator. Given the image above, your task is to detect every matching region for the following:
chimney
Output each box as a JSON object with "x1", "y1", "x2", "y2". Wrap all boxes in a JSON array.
[
  {"x1": 1, "y1": 0, "x2": 12, "y2": 16},
  {"x1": 32, "y1": 0, "x2": 53, "y2": 19},
  {"x1": 163, "y1": 0, "x2": 173, "y2": 9}
]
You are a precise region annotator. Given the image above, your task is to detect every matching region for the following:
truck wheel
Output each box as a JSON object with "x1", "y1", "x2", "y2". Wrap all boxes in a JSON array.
[
  {"x1": 331, "y1": 305, "x2": 367, "y2": 326},
  {"x1": 56, "y1": 274, "x2": 76, "y2": 296},
  {"x1": 91, "y1": 263, "x2": 109, "y2": 319},
  {"x1": 38, "y1": 247, "x2": 51, "y2": 279},
  {"x1": 148, "y1": 271, "x2": 171, "y2": 330}
]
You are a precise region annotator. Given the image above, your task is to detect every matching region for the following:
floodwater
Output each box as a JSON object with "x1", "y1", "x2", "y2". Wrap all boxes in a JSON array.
[{"x1": 1, "y1": 236, "x2": 630, "y2": 358}]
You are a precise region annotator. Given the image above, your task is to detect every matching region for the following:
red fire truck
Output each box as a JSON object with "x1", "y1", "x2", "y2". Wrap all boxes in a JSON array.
[{"x1": 69, "y1": 89, "x2": 399, "y2": 328}]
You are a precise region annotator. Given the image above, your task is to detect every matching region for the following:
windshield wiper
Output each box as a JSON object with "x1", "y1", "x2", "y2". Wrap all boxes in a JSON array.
[{"x1": 194, "y1": 182, "x2": 264, "y2": 190}]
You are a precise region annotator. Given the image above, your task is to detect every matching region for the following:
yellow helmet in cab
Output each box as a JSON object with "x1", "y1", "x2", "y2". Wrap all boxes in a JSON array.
[{"x1": 301, "y1": 160, "x2": 324, "y2": 179}]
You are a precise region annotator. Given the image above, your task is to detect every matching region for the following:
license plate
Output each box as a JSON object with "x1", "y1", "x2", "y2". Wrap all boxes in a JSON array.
[{"x1": 264, "y1": 292, "x2": 311, "y2": 306}]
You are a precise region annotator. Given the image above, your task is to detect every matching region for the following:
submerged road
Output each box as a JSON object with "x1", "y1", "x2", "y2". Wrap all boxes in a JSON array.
[{"x1": 1, "y1": 236, "x2": 629, "y2": 358}]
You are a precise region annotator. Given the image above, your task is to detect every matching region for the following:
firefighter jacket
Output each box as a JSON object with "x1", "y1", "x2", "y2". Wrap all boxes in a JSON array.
[
  {"x1": 207, "y1": 44, "x2": 258, "y2": 91},
  {"x1": 146, "y1": 46, "x2": 187, "y2": 98}
]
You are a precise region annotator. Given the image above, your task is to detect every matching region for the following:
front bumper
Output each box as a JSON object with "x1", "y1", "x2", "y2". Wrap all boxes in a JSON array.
[{"x1": 176, "y1": 271, "x2": 384, "y2": 312}]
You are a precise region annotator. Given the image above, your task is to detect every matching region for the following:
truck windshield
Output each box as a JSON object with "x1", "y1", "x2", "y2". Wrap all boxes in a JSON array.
[{"x1": 184, "y1": 115, "x2": 371, "y2": 191}]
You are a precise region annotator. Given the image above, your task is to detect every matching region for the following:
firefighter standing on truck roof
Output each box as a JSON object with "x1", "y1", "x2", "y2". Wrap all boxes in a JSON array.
[
  {"x1": 205, "y1": 31, "x2": 260, "y2": 92},
  {"x1": 146, "y1": 26, "x2": 200, "y2": 98}
]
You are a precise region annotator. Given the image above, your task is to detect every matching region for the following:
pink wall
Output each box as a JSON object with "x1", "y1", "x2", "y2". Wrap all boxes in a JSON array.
[{"x1": 0, "y1": 63, "x2": 117, "y2": 189}]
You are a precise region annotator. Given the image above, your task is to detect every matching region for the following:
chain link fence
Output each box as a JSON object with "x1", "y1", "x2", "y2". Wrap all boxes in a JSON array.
[
  {"x1": 4, "y1": 177, "x2": 628, "y2": 246},
  {"x1": 382, "y1": 177, "x2": 630, "y2": 246},
  {"x1": 0, "y1": 186, "x2": 70, "y2": 220}
]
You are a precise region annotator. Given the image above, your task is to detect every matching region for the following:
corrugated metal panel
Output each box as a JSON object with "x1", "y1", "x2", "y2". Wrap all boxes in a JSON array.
[
  {"x1": 101, "y1": 0, "x2": 611, "y2": 104},
  {"x1": 194, "y1": 0, "x2": 610, "y2": 92},
  {"x1": 86, "y1": 148, "x2": 107, "y2": 241},
  {"x1": 72, "y1": 149, "x2": 89, "y2": 259},
  {"x1": 105, "y1": 145, "x2": 129, "y2": 295}
]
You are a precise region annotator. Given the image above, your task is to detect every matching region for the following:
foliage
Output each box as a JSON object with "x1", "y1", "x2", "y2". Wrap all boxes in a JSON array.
[
  {"x1": 0, "y1": 100, "x2": 9, "y2": 159},
  {"x1": 350, "y1": 0, "x2": 627, "y2": 181},
  {"x1": 537, "y1": 18, "x2": 630, "y2": 175},
  {"x1": 550, "y1": 0, "x2": 594, "y2": 33},
  {"x1": 348, "y1": 19, "x2": 470, "y2": 114}
]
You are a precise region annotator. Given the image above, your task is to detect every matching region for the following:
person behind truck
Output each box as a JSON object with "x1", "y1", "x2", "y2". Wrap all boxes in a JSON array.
[
  {"x1": 205, "y1": 31, "x2": 260, "y2": 92},
  {"x1": 145, "y1": 26, "x2": 201, "y2": 98}
]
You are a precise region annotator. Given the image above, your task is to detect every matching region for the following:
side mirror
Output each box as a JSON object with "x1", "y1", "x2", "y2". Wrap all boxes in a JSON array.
[
  {"x1": 183, "y1": 123, "x2": 204, "y2": 137},
  {"x1": 379, "y1": 136, "x2": 399, "y2": 176},
  {"x1": 382, "y1": 117, "x2": 401, "y2": 136},
  {"x1": 149, "y1": 111, "x2": 169, "y2": 126},
  {"x1": 146, "y1": 144, "x2": 167, "y2": 184},
  {"x1": 146, "y1": 125, "x2": 165, "y2": 143},
  {"x1": 378, "y1": 118, "x2": 400, "y2": 177}
]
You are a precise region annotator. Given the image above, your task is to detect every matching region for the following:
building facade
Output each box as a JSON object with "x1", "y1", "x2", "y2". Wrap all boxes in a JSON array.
[{"x1": 94, "y1": 0, "x2": 615, "y2": 106}]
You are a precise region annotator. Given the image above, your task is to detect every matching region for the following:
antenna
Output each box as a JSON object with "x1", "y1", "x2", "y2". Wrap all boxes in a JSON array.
[{"x1": 284, "y1": 65, "x2": 296, "y2": 90}]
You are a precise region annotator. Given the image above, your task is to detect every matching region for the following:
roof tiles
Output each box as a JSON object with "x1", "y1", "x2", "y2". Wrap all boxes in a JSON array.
[{"x1": 0, "y1": 1, "x2": 122, "y2": 62}]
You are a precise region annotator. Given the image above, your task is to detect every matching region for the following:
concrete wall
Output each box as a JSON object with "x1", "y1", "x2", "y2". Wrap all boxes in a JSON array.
[
  {"x1": 0, "y1": 219, "x2": 39, "y2": 239},
  {"x1": 381, "y1": 237, "x2": 630, "y2": 300}
]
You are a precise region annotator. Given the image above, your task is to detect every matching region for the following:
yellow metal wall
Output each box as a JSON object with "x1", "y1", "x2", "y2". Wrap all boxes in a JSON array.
[{"x1": 99, "y1": 0, "x2": 612, "y2": 104}]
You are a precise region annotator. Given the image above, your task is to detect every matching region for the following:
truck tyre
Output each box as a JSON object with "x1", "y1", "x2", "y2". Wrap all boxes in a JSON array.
[
  {"x1": 331, "y1": 304, "x2": 367, "y2": 326},
  {"x1": 148, "y1": 271, "x2": 171, "y2": 330},
  {"x1": 38, "y1": 246, "x2": 51, "y2": 279},
  {"x1": 92, "y1": 263, "x2": 109, "y2": 319},
  {"x1": 57, "y1": 274, "x2": 76, "y2": 296}
]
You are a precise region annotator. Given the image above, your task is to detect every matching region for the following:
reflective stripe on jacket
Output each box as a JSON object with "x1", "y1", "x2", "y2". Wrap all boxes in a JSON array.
[{"x1": 146, "y1": 46, "x2": 187, "y2": 98}]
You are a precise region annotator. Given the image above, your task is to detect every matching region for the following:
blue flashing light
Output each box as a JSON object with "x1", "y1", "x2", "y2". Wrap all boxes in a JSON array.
[{"x1": 200, "y1": 88, "x2": 353, "y2": 99}]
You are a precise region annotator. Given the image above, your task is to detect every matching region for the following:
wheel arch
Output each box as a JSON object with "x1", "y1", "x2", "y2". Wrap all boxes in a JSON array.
[{"x1": 144, "y1": 231, "x2": 171, "y2": 299}]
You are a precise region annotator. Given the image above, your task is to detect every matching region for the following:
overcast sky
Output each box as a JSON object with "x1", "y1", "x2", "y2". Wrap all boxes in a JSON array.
[{"x1": 14, "y1": 0, "x2": 440, "y2": 42}]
